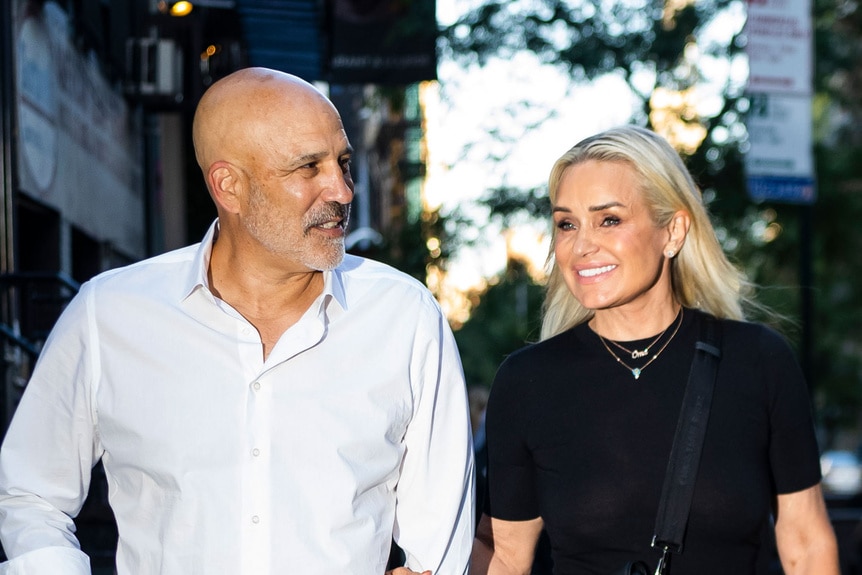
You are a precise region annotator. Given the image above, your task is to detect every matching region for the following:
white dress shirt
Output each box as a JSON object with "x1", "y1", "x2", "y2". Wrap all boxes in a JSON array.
[{"x1": 0, "y1": 221, "x2": 475, "y2": 575}]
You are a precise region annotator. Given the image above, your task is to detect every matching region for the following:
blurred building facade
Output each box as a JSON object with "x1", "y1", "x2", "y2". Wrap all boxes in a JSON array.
[{"x1": 0, "y1": 0, "x2": 436, "y2": 566}]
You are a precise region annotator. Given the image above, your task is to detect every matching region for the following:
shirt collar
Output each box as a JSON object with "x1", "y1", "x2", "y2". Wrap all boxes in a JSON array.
[
  {"x1": 182, "y1": 219, "x2": 219, "y2": 302},
  {"x1": 326, "y1": 260, "x2": 348, "y2": 313},
  {"x1": 181, "y1": 219, "x2": 350, "y2": 313}
]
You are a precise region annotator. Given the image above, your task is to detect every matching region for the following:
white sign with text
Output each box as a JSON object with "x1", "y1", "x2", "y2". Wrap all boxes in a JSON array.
[{"x1": 746, "y1": 0, "x2": 812, "y2": 96}]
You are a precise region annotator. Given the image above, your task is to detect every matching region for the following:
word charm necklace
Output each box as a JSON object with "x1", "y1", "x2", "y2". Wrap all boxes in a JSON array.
[
  {"x1": 598, "y1": 308, "x2": 684, "y2": 380},
  {"x1": 606, "y1": 322, "x2": 670, "y2": 359}
]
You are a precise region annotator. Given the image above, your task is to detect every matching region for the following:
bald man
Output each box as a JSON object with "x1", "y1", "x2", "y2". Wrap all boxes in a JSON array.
[{"x1": 0, "y1": 68, "x2": 474, "y2": 575}]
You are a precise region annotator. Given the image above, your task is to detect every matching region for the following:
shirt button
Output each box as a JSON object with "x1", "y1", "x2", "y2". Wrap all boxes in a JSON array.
[
  {"x1": 252, "y1": 515, "x2": 260, "y2": 524},
  {"x1": 252, "y1": 382, "x2": 261, "y2": 391},
  {"x1": 242, "y1": 327, "x2": 252, "y2": 336},
  {"x1": 252, "y1": 448, "x2": 260, "y2": 457}
]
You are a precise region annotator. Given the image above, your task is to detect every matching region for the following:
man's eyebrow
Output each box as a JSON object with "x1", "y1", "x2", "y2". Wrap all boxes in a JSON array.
[
  {"x1": 294, "y1": 146, "x2": 354, "y2": 165},
  {"x1": 291, "y1": 151, "x2": 327, "y2": 166}
]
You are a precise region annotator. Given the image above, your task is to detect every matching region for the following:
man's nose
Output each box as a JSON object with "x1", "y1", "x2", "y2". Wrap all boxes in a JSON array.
[{"x1": 323, "y1": 165, "x2": 354, "y2": 204}]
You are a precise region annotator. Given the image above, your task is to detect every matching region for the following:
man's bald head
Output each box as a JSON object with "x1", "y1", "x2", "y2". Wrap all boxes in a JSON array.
[{"x1": 192, "y1": 67, "x2": 339, "y2": 183}]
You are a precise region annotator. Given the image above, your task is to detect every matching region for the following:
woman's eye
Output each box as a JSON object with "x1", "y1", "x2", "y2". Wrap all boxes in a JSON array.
[
  {"x1": 556, "y1": 220, "x2": 576, "y2": 231},
  {"x1": 601, "y1": 215, "x2": 621, "y2": 226}
]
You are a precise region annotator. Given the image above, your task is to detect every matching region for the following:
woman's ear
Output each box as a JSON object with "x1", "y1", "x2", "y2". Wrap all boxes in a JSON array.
[
  {"x1": 207, "y1": 161, "x2": 243, "y2": 215},
  {"x1": 665, "y1": 210, "x2": 691, "y2": 256}
]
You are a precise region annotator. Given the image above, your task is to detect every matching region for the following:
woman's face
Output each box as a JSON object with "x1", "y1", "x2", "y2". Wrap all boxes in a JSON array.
[{"x1": 552, "y1": 159, "x2": 674, "y2": 313}]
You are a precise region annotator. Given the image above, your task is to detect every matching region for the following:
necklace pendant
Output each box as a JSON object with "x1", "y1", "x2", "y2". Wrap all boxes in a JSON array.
[
  {"x1": 632, "y1": 368, "x2": 642, "y2": 379},
  {"x1": 631, "y1": 348, "x2": 649, "y2": 359}
]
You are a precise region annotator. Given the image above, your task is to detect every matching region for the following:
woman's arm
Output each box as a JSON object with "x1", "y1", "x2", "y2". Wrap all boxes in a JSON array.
[
  {"x1": 774, "y1": 483, "x2": 840, "y2": 575},
  {"x1": 471, "y1": 513, "x2": 544, "y2": 575}
]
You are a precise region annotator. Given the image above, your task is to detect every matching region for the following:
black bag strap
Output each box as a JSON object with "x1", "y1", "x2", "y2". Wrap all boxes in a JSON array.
[{"x1": 650, "y1": 315, "x2": 722, "y2": 572}]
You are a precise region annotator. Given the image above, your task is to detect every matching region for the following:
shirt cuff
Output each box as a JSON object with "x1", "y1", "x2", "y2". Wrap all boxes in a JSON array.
[{"x1": 0, "y1": 546, "x2": 91, "y2": 575}]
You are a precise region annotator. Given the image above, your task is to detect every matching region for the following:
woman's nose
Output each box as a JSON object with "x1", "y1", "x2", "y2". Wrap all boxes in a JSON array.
[{"x1": 572, "y1": 228, "x2": 597, "y2": 256}]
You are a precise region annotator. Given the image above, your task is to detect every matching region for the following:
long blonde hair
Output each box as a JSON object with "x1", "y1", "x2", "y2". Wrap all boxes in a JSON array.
[{"x1": 541, "y1": 125, "x2": 756, "y2": 340}]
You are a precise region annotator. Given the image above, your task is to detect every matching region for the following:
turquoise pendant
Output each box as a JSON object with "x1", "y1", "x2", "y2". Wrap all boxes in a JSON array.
[{"x1": 632, "y1": 368, "x2": 642, "y2": 379}]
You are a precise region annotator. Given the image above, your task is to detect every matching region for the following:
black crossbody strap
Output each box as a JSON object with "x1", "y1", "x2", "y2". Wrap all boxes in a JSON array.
[{"x1": 651, "y1": 315, "x2": 722, "y2": 560}]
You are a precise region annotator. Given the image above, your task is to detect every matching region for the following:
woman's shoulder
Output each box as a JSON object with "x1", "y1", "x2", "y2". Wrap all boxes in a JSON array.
[
  {"x1": 501, "y1": 324, "x2": 588, "y2": 367},
  {"x1": 488, "y1": 326, "x2": 588, "y2": 418},
  {"x1": 696, "y1": 310, "x2": 797, "y2": 359},
  {"x1": 491, "y1": 324, "x2": 590, "y2": 394}
]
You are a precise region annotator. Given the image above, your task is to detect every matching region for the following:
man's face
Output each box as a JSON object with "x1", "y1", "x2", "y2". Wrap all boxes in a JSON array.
[{"x1": 240, "y1": 101, "x2": 355, "y2": 272}]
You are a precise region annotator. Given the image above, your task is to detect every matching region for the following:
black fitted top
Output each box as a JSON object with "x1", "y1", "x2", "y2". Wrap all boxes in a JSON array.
[{"x1": 485, "y1": 309, "x2": 821, "y2": 575}]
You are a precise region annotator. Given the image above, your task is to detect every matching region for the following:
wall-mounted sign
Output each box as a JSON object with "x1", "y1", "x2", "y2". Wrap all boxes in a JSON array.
[
  {"x1": 328, "y1": 0, "x2": 438, "y2": 85},
  {"x1": 15, "y1": 1, "x2": 145, "y2": 257}
]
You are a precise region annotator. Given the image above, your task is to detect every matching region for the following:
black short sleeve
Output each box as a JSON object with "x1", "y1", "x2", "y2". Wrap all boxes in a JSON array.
[
  {"x1": 757, "y1": 325, "x2": 822, "y2": 493},
  {"x1": 484, "y1": 347, "x2": 541, "y2": 520}
]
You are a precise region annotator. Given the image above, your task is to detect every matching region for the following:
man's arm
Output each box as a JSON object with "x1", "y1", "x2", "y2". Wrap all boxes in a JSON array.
[
  {"x1": 393, "y1": 302, "x2": 475, "y2": 575},
  {"x1": 0, "y1": 548, "x2": 91, "y2": 575},
  {"x1": 0, "y1": 288, "x2": 98, "y2": 574}
]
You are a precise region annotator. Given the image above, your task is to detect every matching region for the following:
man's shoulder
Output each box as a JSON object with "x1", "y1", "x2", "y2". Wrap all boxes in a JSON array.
[
  {"x1": 338, "y1": 254, "x2": 429, "y2": 290},
  {"x1": 336, "y1": 254, "x2": 440, "y2": 309},
  {"x1": 86, "y1": 243, "x2": 200, "y2": 292}
]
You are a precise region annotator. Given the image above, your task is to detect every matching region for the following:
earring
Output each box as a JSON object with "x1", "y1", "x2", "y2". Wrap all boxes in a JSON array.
[{"x1": 666, "y1": 250, "x2": 675, "y2": 258}]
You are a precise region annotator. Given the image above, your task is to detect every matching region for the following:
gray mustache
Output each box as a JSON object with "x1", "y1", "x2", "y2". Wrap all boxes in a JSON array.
[{"x1": 305, "y1": 202, "x2": 351, "y2": 229}]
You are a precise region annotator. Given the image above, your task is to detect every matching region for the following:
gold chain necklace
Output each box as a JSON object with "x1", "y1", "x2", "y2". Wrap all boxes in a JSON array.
[
  {"x1": 597, "y1": 308, "x2": 684, "y2": 380},
  {"x1": 606, "y1": 323, "x2": 669, "y2": 360}
]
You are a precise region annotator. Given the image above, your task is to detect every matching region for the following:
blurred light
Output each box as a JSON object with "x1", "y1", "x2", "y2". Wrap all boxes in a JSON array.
[
  {"x1": 504, "y1": 228, "x2": 549, "y2": 283},
  {"x1": 170, "y1": 1, "x2": 194, "y2": 16},
  {"x1": 663, "y1": 0, "x2": 695, "y2": 29},
  {"x1": 763, "y1": 222, "x2": 782, "y2": 243},
  {"x1": 649, "y1": 86, "x2": 707, "y2": 155},
  {"x1": 820, "y1": 451, "x2": 862, "y2": 497},
  {"x1": 201, "y1": 44, "x2": 219, "y2": 62}
]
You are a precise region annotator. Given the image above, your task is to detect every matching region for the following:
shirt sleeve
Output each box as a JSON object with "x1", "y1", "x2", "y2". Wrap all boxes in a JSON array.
[
  {"x1": 0, "y1": 283, "x2": 101, "y2": 571},
  {"x1": 393, "y1": 298, "x2": 475, "y2": 575},
  {"x1": 483, "y1": 350, "x2": 540, "y2": 521},
  {"x1": 0, "y1": 547, "x2": 91, "y2": 575},
  {"x1": 759, "y1": 325, "x2": 823, "y2": 494}
]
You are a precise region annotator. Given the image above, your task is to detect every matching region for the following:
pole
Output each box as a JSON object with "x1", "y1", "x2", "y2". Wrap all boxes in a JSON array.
[
  {"x1": 1, "y1": 0, "x2": 17, "y2": 276},
  {"x1": 0, "y1": 0, "x2": 18, "y2": 434},
  {"x1": 799, "y1": 203, "x2": 814, "y2": 391}
]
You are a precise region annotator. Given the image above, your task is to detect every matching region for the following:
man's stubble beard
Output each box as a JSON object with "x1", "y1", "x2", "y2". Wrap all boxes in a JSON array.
[{"x1": 244, "y1": 183, "x2": 351, "y2": 272}]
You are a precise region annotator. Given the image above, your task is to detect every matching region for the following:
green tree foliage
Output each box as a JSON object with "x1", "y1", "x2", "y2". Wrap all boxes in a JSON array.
[
  {"x1": 440, "y1": 0, "x2": 862, "y2": 435},
  {"x1": 453, "y1": 260, "x2": 545, "y2": 389},
  {"x1": 366, "y1": 208, "x2": 451, "y2": 284}
]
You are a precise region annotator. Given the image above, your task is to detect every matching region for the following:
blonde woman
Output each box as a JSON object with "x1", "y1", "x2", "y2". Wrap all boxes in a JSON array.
[{"x1": 471, "y1": 126, "x2": 839, "y2": 575}]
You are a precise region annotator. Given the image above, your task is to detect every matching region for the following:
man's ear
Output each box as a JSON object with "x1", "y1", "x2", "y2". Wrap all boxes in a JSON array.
[
  {"x1": 207, "y1": 161, "x2": 243, "y2": 215},
  {"x1": 665, "y1": 210, "x2": 691, "y2": 255}
]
